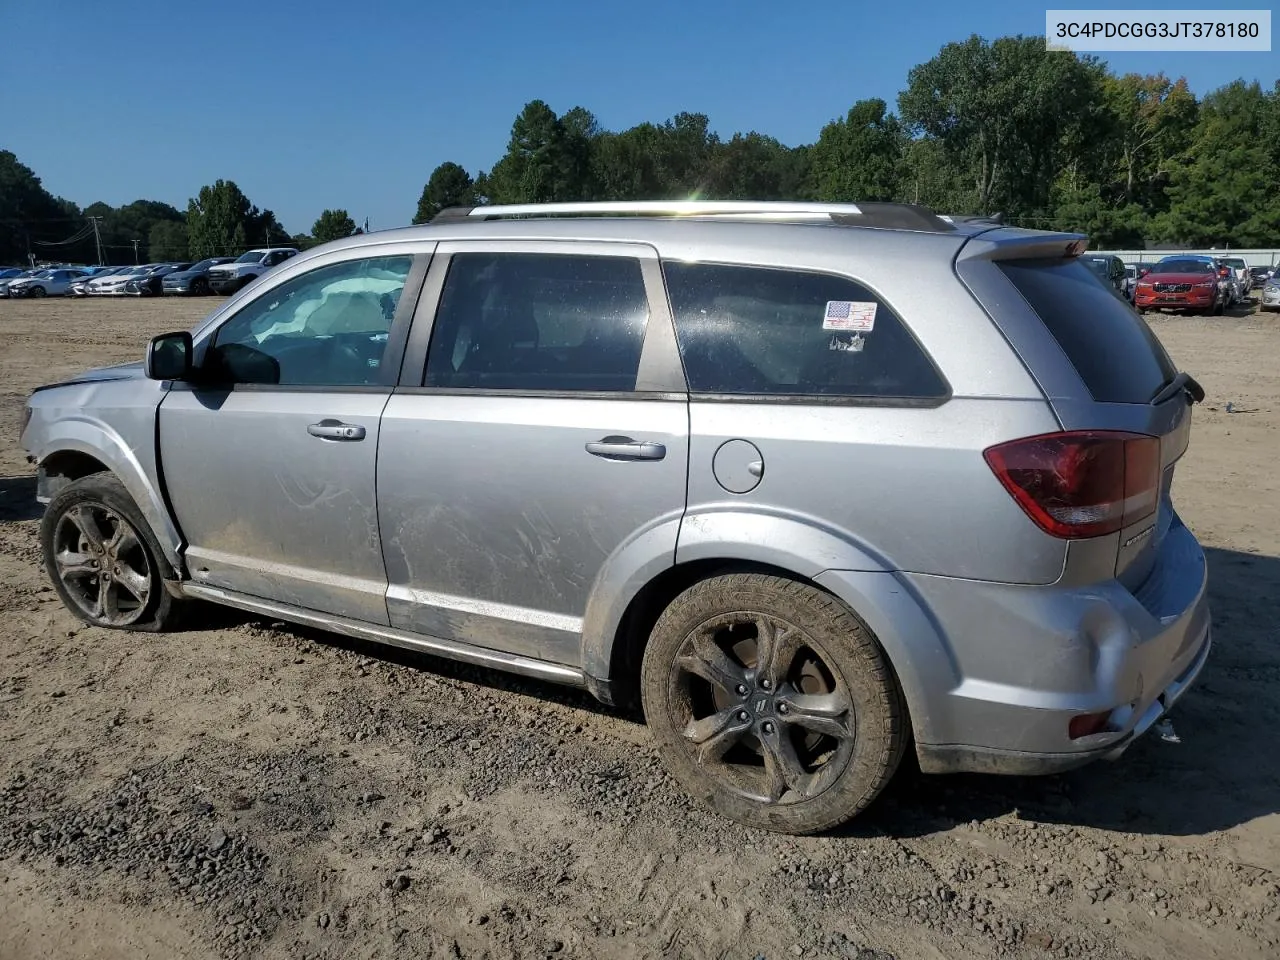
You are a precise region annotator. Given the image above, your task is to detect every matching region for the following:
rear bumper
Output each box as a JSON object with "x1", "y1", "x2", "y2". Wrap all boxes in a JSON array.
[{"x1": 833, "y1": 516, "x2": 1211, "y2": 776}]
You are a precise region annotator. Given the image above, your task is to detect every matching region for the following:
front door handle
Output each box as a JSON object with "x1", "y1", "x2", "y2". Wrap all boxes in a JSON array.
[
  {"x1": 307, "y1": 419, "x2": 366, "y2": 441},
  {"x1": 585, "y1": 436, "x2": 666, "y2": 461}
]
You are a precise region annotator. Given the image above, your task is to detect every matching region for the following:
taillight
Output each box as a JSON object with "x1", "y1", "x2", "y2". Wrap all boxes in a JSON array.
[{"x1": 984, "y1": 431, "x2": 1160, "y2": 539}]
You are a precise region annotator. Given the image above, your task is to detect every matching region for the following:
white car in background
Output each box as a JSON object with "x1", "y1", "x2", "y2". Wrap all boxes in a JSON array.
[
  {"x1": 6, "y1": 268, "x2": 91, "y2": 298},
  {"x1": 1218, "y1": 257, "x2": 1249, "y2": 304},
  {"x1": 87, "y1": 265, "x2": 154, "y2": 296}
]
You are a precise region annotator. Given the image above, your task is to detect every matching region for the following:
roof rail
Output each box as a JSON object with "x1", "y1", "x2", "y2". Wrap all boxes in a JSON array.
[{"x1": 431, "y1": 201, "x2": 955, "y2": 232}]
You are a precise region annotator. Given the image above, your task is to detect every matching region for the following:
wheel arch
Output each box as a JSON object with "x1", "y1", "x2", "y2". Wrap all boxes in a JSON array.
[
  {"x1": 590, "y1": 557, "x2": 957, "y2": 748},
  {"x1": 34, "y1": 427, "x2": 183, "y2": 572}
]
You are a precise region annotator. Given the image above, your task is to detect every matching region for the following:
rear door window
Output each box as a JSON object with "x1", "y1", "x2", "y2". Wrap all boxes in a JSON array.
[
  {"x1": 662, "y1": 262, "x2": 946, "y2": 400},
  {"x1": 998, "y1": 258, "x2": 1177, "y2": 404},
  {"x1": 424, "y1": 253, "x2": 649, "y2": 392}
]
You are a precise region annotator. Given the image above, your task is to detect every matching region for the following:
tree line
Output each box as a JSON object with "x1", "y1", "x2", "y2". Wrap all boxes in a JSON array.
[
  {"x1": 414, "y1": 35, "x2": 1280, "y2": 248},
  {"x1": 0, "y1": 162, "x2": 361, "y2": 267},
  {"x1": 4, "y1": 33, "x2": 1279, "y2": 268}
]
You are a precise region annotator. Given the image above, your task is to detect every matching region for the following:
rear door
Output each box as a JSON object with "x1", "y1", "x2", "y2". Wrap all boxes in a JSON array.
[
  {"x1": 377, "y1": 241, "x2": 688, "y2": 666},
  {"x1": 961, "y1": 249, "x2": 1189, "y2": 587}
]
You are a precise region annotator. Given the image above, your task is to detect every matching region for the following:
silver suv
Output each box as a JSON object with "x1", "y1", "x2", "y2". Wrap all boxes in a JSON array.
[{"x1": 20, "y1": 201, "x2": 1211, "y2": 834}]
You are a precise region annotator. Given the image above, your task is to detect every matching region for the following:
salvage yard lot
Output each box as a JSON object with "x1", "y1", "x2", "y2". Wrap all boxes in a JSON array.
[{"x1": 0, "y1": 297, "x2": 1278, "y2": 960}]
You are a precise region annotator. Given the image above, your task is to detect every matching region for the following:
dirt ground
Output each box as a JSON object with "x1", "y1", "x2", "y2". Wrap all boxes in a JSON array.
[{"x1": 0, "y1": 294, "x2": 1277, "y2": 960}]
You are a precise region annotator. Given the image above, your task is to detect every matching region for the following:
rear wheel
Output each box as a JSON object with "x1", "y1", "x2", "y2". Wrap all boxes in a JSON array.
[
  {"x1": 641, "y1": 573, "x2": 906, "y2": 834},
  {"x1": 40, "y1": 473, "x2": 183, "y2": 632}
]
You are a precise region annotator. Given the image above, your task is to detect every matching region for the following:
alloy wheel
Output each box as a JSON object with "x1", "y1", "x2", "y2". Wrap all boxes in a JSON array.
[
  {"x1": 666, "y1": 612, "x2": 856, "y2": 805},
  {"x1": 51, "y1": 503, "x2": 152, "y2": 627}
]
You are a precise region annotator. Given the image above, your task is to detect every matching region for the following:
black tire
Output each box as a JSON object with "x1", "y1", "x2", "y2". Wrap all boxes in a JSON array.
[
  {"x1": 640, "y1": 573, "x2": 907, "y2": 834},
  {"x1": 191, "y1": 276, "x2": 209, "y2": 296},
  {"x1": 29, "y1": 285, "x2": 47, "y2": 298},
  {"x1": 238, "y1": 276, "x2": 255, "y2": 292},
  {"x1": 40, "y1": 473, "x2": 184, "y2": 632}
]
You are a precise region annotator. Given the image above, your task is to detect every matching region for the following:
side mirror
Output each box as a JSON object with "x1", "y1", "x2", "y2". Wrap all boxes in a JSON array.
[{"x1": 145, "y1": 331, "x2": 193, "y2": 381}]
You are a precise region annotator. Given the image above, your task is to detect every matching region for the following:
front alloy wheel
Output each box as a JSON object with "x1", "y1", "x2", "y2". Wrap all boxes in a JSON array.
[{"x1": 40, "y1": 473, "x2": 183, "y2": 632}]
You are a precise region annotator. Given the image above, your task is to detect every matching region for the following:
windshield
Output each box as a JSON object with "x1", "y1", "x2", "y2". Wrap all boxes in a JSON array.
[
  {"x1": 234, "y1": 251, "x2": 264, "y2": 264},
  {"x1": 188, "y1": 259, "x2": 219, "y2": 271},
  {"x1": 1152, "y1": 260, "x2": 1214, "y2": 275},
  {"x1": 1221, "y1": 258, "x2": 1246, "y2": 269}
]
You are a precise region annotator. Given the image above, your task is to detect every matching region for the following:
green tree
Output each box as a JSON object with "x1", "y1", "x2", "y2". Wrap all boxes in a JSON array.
[
  {"x1": 1102, "y1": 73, "x2": 1198, "y2": 207},
  {"x1": 0, "y1": 150, "x2": 79, "y2": 266},
  {"x1": 705, "y1": 133, "x2": 808, "y2": 200},
  {"x1": 187, "y1": 180, "x2": 286, "y2": 257},
  {"x1": 312, "y1": 208, "x2": 357, "y2": 243},
  {"x1": 899, "y1": 35, "x2": 1106, "y2": 217},
  {"x1": 1152, "y1": 80, "x2": 1280, "y2": 246},
  {"x1": 148, "y1": 219, "x2": 190, "y2": 261},
  {"x1": 809, "y1": 99, "x2": 905, "y2": 202},
  {"x1": 412, "y1": 162, "x2": 476, "y2": 223},
  {"x1": 488, "y1": 100, "x2": 570, "y2": 203}
]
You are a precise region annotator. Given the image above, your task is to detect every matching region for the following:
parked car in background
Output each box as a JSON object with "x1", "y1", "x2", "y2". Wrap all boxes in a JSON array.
[
  {"x1": 1135, "y1": 257, "x2": 1227, "y2": 314},
  {"x1": 1083, "y1": 254, "x2": 1126, "y2": 298},
  {"x1": 206, "y1": 248, "x2": 299, "y2": 294},
  {"x1": 6, "y1": 268, "x2": 90, "y2": 298},
  {"x1": 87, "y1": 265, "x2": 155, "y2": 296},
  {"x1": 1249, "y1": 266, "x2": 1273, "y2": 290},
  {"x1": 161, "y1": 257, "x2": 235, "y2": 296},
  {"x1": 0, "y1": 267, "x2": 26, "y2": 281},
  {"x1": 1122, "y1": 264, "x2": 1139, "y2": 302},
  {"x1": 0, "y1": 269, "x2": 41, "y2": 297},
  {"x1": 1260, "y1": 273, "x2": 1280, "y2": 312},
  {"x1": 1218, "y1": 257, "x2": 1249, "y2": 304},
  {"x1": 70, "y1": 266, "x2": 130, "y2": 297},
  {"x1": 20, "y1": 201, "x2": 1211, "y2": 835},
  {"x1": 125, "y1": 263, "x2": 193, "y2": 297}
]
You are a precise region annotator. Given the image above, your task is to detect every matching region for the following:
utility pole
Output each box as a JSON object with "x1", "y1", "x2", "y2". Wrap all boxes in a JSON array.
[
  {"x1": 131, "y1": 239, "x2": 141, "y2": 264},
  {"x1": 88, "y1": 216, "x2": 105, "y2": 266}
]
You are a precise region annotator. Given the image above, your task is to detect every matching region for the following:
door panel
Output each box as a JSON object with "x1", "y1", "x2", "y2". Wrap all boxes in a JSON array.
[
  {"x1": 158, "y1": 251, "x2": 426, "y2": 623},
  {"x1": 378, "y1": 394, "x2": 687, "y2": 664},
  {"x1": 161, "y1": 389, "x2": 391, "y2": 623},
  {"x1": 377, "y1": 244, "x2": 688, "y2": 665}
]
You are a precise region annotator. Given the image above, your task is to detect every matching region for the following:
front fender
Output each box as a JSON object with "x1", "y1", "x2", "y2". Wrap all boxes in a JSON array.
[{"x1": 32, "y1": 411, "x2": 182, "y2": 572}]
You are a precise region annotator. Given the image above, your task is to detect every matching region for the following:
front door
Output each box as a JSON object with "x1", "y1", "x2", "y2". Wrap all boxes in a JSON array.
[
  {"x1": 377, "y1": 243, "x2": 689, "y2": 665},
  {"x1": 159, "y1": 250, "x2": 425, "y2": 623}
]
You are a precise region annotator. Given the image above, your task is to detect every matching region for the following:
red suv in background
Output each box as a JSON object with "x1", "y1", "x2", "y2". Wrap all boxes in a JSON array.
[{"x1": 1134, "y1": 256, "x2": 1227, "y2": 315}]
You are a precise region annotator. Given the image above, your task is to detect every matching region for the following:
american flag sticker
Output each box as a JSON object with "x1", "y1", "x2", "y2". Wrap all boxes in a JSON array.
[{"x1": 823, "y1": 300, "x2": 877, "y2": 332}]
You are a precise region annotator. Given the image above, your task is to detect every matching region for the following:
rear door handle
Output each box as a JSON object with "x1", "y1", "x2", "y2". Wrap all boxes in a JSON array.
[
  {"x1": 585, "y1": 436, "x2": 667, "y2": 461},
  {"x1": 307, "y1": 419, "x2": 366, "y2": 441}
]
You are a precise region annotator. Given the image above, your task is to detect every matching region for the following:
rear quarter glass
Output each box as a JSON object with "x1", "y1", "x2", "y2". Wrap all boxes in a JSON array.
[
  {"x1": 997, "y1": 259, "x2": 1177, "y2": 405},
  {"x1": 662, "y1": 262, "x2": 947, "y2": 400}
]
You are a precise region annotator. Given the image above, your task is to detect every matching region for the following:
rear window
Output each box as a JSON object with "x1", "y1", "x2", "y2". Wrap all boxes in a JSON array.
[
  {"x1": 662, "y1": 262, "x2": 947, "y2": 400},
  {"x1": 999, "y1": 258, "x2": 1177, "y2": 404}
]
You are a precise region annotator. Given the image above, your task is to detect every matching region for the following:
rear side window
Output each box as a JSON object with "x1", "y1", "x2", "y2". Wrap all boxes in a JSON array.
[
  {"x1": 662, "y1": 263, "x2": 947, "y2": 400},
  {"x1": 424, "y1": 253, "x2": 649, "y2": 392},
  {"x1": 998, "y1": 258, "x2": 1177, "y2": 404}
]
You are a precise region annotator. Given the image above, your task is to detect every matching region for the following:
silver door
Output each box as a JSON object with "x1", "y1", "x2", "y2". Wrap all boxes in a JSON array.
[
  {"x1": 378, "y1": 241, "x2": 688, "y2": 665},
  {"x1": 159, "y1": 251, "x2": 428, "y2": 623}
]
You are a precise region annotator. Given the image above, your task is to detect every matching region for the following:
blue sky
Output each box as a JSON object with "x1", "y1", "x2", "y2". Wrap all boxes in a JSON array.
[{"x1": 4, "y1": 0, "x2": 1276, "y2": 233}]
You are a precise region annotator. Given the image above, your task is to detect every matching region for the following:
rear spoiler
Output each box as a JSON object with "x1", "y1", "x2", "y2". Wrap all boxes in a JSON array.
[{"x1": 955, "y1": 229, "x2": 1089, "y2": 262}]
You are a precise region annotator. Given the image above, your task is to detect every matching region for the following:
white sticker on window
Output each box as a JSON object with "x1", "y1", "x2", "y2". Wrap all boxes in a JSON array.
[
  {"x1": 828, "y1": 333, "x2": 866, "y2": 353},
  {"x1": 823, "y1": 300, "x2": 877, "y2": 332}
]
